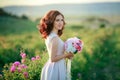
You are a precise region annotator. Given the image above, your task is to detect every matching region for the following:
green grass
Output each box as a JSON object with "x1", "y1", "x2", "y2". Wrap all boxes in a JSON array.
[
  {"x1": 71, "y1": 27, "x2": 120, "y2": 80},
  {"x1": 0, "y1": 16, "x2": 37, "y2": 35},
  {"x1": 0, "y1": 16, "x2": 120, "y2": 80}
]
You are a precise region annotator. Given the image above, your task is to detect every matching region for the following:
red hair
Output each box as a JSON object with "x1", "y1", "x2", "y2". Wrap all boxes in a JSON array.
[{"x1": 38, "y1": 10, "x2": 65, "y2": 39}]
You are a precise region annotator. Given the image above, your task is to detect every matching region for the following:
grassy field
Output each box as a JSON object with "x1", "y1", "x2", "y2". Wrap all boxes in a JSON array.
[{"x1": 0, "y1": 16, "x2": 120, "y2": 80}]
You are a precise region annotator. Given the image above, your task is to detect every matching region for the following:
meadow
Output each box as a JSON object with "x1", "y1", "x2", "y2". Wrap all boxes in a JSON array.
[{"x1": 0, "y1": 15, "x2": 120, "y2": 80}]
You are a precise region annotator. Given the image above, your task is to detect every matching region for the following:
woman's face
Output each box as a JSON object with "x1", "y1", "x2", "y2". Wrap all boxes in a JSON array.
[{"x1": 53, "y1": 14, "x2": 64, "y2": 31}]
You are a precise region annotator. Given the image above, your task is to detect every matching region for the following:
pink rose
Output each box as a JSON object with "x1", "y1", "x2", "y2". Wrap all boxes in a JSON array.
[
  {"x1": 21, "y1": 59, "x2": 26, "y2": 63},
  {"x1": 10, "y1": 65, "x2": 16, "y2": 73},
  {"x1": 20, "y1": 52, "x2": 26, "y2": 58},
  {"x1": 36, "y1": 55, "x2": 40, "y2": 60},
  {"x1": 17, "y1": 67, "x2": 22, "y2": 72},
  {"x1": 23, "y1": 72, "x2": 28, "y2": 78},
  {"x1": 13, "y1": 61, "x2": 20, "y2": 67},
  {"x1": 76, "y1": 46, "x2": 82, "y2": 51},
  {"x1": 31, "y1": 57, "x2": 36, "y2": 61},
  {"x1": 19, "y1": 64, "x2": 27, "y2": 69}
]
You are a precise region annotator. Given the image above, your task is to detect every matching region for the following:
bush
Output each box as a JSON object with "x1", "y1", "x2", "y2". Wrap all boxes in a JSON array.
[
  {"x1": 2, "y1": 51, "x2": 46, "y2": 80},
  {"x1": 100, "y1": 23, "x2": 105, "y2": 28},
  {"x1": 21, "y1": 15, "x2": 29, "y2": 20},
  {"x1": 70, "y1": 25, "x2": 84, "y2": 30}
]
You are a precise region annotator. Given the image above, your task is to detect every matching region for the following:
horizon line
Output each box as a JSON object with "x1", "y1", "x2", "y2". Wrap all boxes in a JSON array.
[{"x1": 1, "y1": 1, "x2": 120, "y2": 8}]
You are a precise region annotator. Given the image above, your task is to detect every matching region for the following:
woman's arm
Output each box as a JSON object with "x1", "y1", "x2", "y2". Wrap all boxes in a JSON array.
[{"x1": 50, "y1": 37, "x2": 73, "y2": 62}]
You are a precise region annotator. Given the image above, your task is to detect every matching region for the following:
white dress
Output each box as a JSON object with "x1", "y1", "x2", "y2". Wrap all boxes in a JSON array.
[{"x1": 40, "y1": 32, "x2": 67, "y2": 80}]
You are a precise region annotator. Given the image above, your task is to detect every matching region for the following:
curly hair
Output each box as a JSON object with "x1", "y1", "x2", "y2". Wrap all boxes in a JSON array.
[{"x1": 38, "y1": 10, "x2": 65, "y2": 39}]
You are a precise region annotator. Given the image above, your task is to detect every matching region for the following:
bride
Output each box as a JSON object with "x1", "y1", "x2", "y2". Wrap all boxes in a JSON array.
[{"x1": 38, "y1": 10, "x2": 73, "y2": 80}]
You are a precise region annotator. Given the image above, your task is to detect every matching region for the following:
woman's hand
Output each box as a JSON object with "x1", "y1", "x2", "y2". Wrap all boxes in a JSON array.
[{"x1": 64, "y1": 52, "x2": 74, "y2": 59}]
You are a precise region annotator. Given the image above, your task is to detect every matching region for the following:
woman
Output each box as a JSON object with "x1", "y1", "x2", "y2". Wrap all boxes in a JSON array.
[{"x1": 38, "y1": 10, "x2": 73, "y2": 80}]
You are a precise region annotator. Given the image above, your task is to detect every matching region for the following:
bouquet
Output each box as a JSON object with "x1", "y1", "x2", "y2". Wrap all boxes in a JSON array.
[
  {"x1": 64, "y1": 37, "x2": 83, "y2": 80},
  {"x1": 64, "y1": 37, "x2": 83, "y2": 54}
]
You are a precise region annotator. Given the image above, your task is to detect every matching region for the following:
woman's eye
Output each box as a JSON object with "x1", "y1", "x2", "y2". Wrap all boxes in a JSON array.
[
  {"x1": 61, "y1": 19, "x2": 63, "y2": 21},
  {"x1": 56, "y1": 19, "x2": 59, "y2": 21},
  {"x1": 56, "y1": 19, "x2": 63, "y2": 22}
]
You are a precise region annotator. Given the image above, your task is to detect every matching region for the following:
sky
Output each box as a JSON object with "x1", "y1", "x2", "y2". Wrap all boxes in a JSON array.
[{"x1": 0, "y1": 0, "x2": 120, "y2": 7}]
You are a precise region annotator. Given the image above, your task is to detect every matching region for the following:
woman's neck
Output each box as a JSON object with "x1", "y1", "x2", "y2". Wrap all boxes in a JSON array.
[{"x1": 52, "y1": 29, "x2": 58, "y2": 35}]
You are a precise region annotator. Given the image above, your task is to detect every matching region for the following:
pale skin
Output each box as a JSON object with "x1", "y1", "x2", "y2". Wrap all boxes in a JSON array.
[{"x1": 50, "y1": 14, "x2": 74, "y2": 62}]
